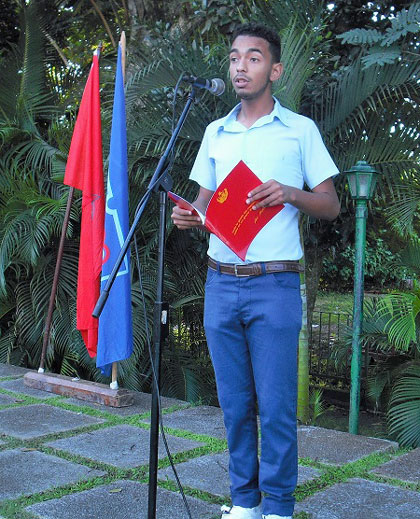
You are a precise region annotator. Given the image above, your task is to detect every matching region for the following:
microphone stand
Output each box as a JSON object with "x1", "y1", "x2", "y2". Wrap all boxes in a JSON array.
[{"x1": 93, "y1": 86, "x2": 200, "y2": 519}]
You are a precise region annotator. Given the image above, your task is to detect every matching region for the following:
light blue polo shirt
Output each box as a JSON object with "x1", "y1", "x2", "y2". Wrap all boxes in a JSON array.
[{"x1": 190, "y1": 98, "x2": 339, "y2": 263}]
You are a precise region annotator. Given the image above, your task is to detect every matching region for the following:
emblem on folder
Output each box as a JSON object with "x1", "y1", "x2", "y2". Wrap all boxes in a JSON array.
[
  {"x1": 168, "y1": 160, "x2": 284, "y2": 261},
  {"x1": 217, "y1": 188, "x2": 228, "y2": 204}
]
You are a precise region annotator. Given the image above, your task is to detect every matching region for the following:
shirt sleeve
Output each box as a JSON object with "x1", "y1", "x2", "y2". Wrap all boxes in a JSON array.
[
  {"x1": 189, "y1": 126, "x2": 217, "y2": 191},
  {"x1": 301, "y1": 120, "x2": 339, "y2": 190}
]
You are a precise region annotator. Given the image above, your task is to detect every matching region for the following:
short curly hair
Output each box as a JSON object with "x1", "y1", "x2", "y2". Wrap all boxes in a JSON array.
[{"x1": 231, "y1": 23, "x2": 281, "y2": 63}]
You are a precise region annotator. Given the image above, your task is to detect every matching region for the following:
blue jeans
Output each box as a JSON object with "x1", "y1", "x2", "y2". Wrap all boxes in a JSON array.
[{"x1": 204, "y1": 266, "x2": 302, "y2": 517}]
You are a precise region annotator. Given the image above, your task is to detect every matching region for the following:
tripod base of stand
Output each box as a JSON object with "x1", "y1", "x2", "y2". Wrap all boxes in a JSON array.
[{"x1": 24, "y1": 371, "x2": 134, "y2": 407}]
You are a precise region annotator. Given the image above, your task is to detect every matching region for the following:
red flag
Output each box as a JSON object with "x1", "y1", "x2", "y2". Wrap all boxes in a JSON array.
[{"x1": 64, "y1": 53, "x2": 105, "y2": 357}]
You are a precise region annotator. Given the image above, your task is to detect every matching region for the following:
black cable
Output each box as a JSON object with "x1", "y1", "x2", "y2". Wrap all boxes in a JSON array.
[
  {"x1": 132, "y1": 72, "x2": 194, "y2": 519},
  {"x1": 133, "y1": 235, "x2": 194, "y2": 519}
]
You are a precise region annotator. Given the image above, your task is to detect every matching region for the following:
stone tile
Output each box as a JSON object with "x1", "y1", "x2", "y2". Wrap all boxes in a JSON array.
[
  {"x1": 159, "y1": 451, "x2": 321, "y2": 497},
  {"x1": 298, "y1": 426, "x2": 398, "y2": 465},
  {"x1": 27, "y1": 480, "x2": 220, "y2": 519},
  {"x1": 159, "y1": 451, "x2": 230, "y2": 497},
  {"x1": 0, "y1": 404, "x2": 104, "y2": 439},
  {"x1": 0, "y1": 449, "x2": 105, "y2": 500},
  {"x1": 371, "y1": 448, "x2": 420, "y2": 483},
  {"x1": 295, "y1": 477, "x2": 420, "y2": 519},
  {"x1": 47, "y1": 425, "x2": 205, "y2": 468},
  {"x1": 143, "y1": 405, "x2": 226, "y2": 439},
  {"x1": 0, "y1": 363, "x2": 30, "y2": 377},
  {"x1": 297, "y1": 465, "x2": 322, "y2": 485},
  {"x1": 63, "y1": 391, "x2": 186, "y2": 416},
  {"x1": 0, "y1": 392, "x2": 20, "y2": 405},
  {"x1": 0, "y1": 378, "x2": 55, "y2": 399}
]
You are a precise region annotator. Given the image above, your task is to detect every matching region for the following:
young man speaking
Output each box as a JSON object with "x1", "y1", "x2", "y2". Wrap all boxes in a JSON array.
[{"x1": 172, "y1": 23, "x2": 340, "y2": 519}]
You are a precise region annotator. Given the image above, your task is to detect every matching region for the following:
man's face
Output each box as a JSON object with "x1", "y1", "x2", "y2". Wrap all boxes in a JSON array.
[{"x1": 229, "y1": 35, "x2": 282, "y2": 101}]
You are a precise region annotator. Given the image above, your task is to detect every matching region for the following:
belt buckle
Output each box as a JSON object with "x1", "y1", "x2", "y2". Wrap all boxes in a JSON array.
[{"x1": 234, "y1": 264, "x2": 248, "y2": 277}]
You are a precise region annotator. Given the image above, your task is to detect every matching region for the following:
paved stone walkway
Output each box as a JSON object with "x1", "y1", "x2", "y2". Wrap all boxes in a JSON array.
[{"x1": 0, "y1": 363, "x2": 419, "y2": 519}]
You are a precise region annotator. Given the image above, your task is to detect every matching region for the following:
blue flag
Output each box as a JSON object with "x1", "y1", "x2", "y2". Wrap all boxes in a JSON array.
[{"x1": 97, "y1": 45, "x2": 133, "y2": 376}]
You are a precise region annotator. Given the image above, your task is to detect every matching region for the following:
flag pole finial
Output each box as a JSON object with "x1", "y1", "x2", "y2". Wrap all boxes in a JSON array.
[
  {"x1": 95, "y1": 41, "x2": 103, "y2": 58},
  {"x1": 120, "y1": 32, "x2": 126, "y2": 85}
]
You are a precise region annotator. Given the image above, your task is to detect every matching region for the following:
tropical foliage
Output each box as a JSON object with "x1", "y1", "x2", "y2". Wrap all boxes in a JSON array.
[
  {"x1": 321, "y1": 237, "x2": 408, "y2": 291},
  {"x1": 361, "y1": 249, "x2": 420, "y2": 447},
  {"x1": 1, "y1": 1, "x2": 419, "y2": 437},
  {"x1": 337, "y1": 2, "x2": 420, "y2": 68}
]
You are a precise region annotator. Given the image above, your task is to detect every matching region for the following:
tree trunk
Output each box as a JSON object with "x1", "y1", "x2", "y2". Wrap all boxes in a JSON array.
[
  {"x1": 297, "y1": 224, "x2": 309, "y2": 424},
  {"x1": 297, "y1": 266, "x2": 310, "y2": 424},
  {"x1": 297, "y1": 230, "x2": 329, "y2": 424},
  {"x1": 305, "y1": 243, "x2": 325, "y2": 329}
]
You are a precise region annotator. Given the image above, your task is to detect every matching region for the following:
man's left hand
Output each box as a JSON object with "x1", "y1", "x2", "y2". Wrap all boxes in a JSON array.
[
  {"x1": 246, "y1": 180, "x2": 295, "y2": 209},
  {"x1": 247, "y1": 177, "x2": 340, "y2": 221}
]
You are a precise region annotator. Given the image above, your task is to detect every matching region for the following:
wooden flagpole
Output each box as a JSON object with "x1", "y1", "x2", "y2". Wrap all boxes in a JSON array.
[
  {"x1": 29, "y1": 42, "x2": 134, "y2": 407},
  {"x1": 39, "y1": 44, "x2": 103, "y2": 373},
  {"x1": 38, "y1": 187, "x2": 74, "y2": 372},
  {"x1": 109, "y1": 32, "x2": 127, "y2": 391},
  {"x1": 121, "y1": 31, "x2": 126, "y2": 83}
]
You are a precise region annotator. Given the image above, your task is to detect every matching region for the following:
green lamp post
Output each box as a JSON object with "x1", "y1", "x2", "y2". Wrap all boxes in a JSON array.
[{"x1": 345, "y1": 160, "x2": 380, "y2": 435}]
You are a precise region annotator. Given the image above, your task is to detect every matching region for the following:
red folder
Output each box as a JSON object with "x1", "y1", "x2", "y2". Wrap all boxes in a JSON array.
[{"x1": 169, "y1": 161, "x2": 284, "y2": 261}]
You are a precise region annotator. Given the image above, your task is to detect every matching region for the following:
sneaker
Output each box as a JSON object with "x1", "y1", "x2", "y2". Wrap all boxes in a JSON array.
[
  {"x1": 262, "y1": 515, "x2": 292, "y2": 519},
  {"x1": 221, "y1": 504, "x2": 262, "y2": 519}
]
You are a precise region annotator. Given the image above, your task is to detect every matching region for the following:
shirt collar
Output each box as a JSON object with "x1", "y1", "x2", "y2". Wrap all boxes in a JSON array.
[{"x1": 217, "y1": 97, "x2": 291, "y2": 132}]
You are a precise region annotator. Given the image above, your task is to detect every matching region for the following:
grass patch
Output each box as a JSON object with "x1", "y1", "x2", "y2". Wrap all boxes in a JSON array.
[
  {"x1": 157, "y1": 477, "x2": 226, "y2": 505},
  {"x1": 1, "y1": 364, "x2": 418, "y2": 519},
  {"x1": 294, "y1": 448, "x2": 410, "y2": 502},
  {"x1": 17, "y1": 420, "x2": 115, "y2": 446},
  {"x1": 123, "y1": 402, "x2": 192, "y2": 425},
  {"x1": 314, "y1": 291, "x2": 353, "y2": 314},
  {"x1": 0, "y1": 474, "x2": 119, "y2": 519},
  {"x1": 157, "y1": 443, "x2": 227, "y2": 471},
  {"x1": 0, "y1": 435, "x2": 31, "y2": 451},
  {"x1": 161, "y1": 402, "x2": 192, "y2": 412},
  {"x1": 47, "y1": 397, "x2": 129, "y2": 423},
  {"x1": 313, "y1": 406, "x2": 390, "y2": 440},
  {"x1": 39, "y1": 444, "x2": 121, "y2": 475},
  {"x1": 0, "y1": 388, "x2": 50, "y2": 405},
  {"x1": 160, "y1": 426, "x2": 227, "y2": 447},
  {"x1": 297, "y1": 457, "x2": 326, "y2": 470},
  {"x1": 0, "y1": 503, "x2": 38, "y2": 519},
  {"x1": 367, "y1": 472, "x2": 420, "y2": 492}
]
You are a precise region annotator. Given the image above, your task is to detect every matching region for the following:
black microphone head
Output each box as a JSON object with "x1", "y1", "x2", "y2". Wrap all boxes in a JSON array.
[
  {"x1": 182, "y1": 74, "x2": 195, "y2": 84},
  {"x1": 209, "y1": 78, "x2": 225, "y2": 96}
]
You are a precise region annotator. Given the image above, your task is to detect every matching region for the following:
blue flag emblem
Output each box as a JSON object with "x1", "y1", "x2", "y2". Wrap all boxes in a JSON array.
[{"x1": 97, "y1": 44, "x2": 133, "y2": 376}]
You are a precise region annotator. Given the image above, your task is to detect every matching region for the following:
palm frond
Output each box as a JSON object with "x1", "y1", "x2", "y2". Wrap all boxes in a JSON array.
[
  {"x1": 384, "y1": 3, "x2": 420, "y2": 46},
  {"x1": 388, "y1": 362, "x2": 420, "y2": 447},
  {"x1": 253, "y1": 0, "x2": 324, "y2": 32},
  {"x1": 398, "y1": 241, "x2": 420, "y2": 276},
  {"x1": 316, "y1": 59, "x2": 419, "y2": 141},
  {"x1": 386, "y1": 183, "x2": 420, "y2": 237},
  {"x1": 337, "y1": 28, "x2": 383, "y2": 46},
  {"x1": 376, "y1": 293, "x2": 420, "y2": 351},
  {"x1": 274, "y1": 20, "x2": 323, "y2": 111},
  {"x1": 361, "y1": 45, "x2": 402, "y2": 68}
]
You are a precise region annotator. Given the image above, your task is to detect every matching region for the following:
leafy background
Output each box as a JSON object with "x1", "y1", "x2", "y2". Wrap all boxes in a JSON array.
[{"x1": 0, "y1": 0, "x2": 419, "y2": 445}]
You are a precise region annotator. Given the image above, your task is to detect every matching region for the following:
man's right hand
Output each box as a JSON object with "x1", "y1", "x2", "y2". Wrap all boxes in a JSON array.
[
  {"x1": 171, "y1": 186, "x2": 214, "y2": 230},
  {"x1": 171, "y1": 205, "x2": 202, "y2": 230}
]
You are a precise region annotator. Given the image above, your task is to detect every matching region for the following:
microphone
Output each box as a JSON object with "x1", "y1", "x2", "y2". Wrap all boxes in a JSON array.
[{"x1": 182, "y1": 74, "x2": 225, "y2": 96}]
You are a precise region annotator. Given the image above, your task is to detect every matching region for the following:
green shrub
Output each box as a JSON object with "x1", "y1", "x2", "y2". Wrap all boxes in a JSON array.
[{"x1": 321, "y1": 239, "x2": 409, "y2": 292}]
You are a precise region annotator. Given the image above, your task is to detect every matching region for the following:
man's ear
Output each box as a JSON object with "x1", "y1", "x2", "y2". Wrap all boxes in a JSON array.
[{"x1": 270, "y1": 62, "x2": 283, "y2": 82}]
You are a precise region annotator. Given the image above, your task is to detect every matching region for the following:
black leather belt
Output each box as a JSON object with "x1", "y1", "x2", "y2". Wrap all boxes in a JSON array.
[{"x1": 208, "y1": 257, "x2": 303, "y2": 277}]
